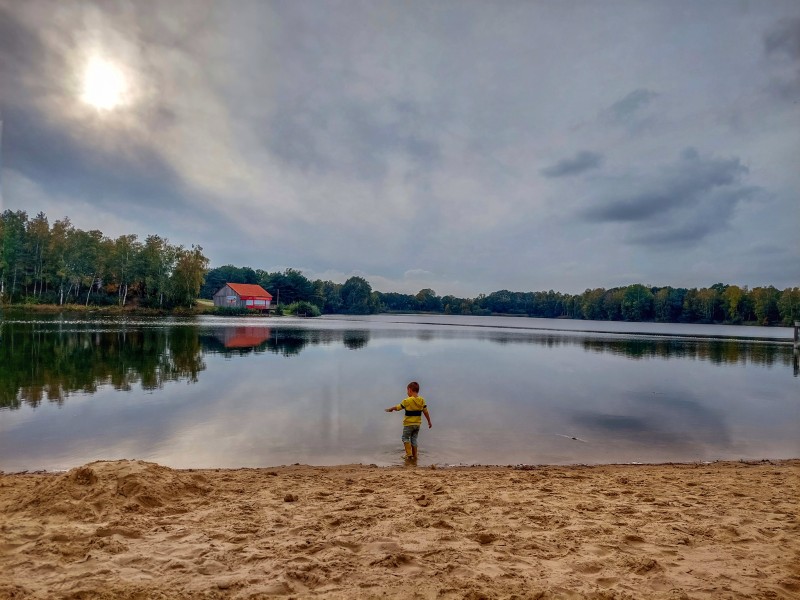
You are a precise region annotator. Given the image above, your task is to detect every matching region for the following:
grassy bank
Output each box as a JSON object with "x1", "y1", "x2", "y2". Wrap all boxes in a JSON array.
[
  {"x1": 0, "y1": 303, "x2": 214, "y2": 317},
  {"x1": 0, "y1": 300, "x2": 287, "y2": 318}
]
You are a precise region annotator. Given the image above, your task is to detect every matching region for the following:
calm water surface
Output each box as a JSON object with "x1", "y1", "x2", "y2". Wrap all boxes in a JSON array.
[{"x1": 1, "y1": 314, "x2": 797, "y2": 471}]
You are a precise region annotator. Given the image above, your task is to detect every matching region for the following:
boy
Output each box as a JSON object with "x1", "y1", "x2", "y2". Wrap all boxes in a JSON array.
[{"x1": 385, "y1": 381, "x2": 432, "y2": 461}]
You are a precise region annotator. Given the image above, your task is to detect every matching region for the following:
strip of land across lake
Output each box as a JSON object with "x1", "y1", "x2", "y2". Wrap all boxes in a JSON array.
[{"x1": 1, "y1": 459, "x2": 798, "y2": 599}]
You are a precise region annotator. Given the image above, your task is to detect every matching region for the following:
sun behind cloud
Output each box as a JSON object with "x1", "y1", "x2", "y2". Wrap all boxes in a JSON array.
[{"x1": 81, "y1": 57, "x2": 128, "y2": 111}]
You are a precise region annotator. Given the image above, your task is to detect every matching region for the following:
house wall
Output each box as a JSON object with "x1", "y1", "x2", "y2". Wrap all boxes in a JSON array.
[{"x1": 213, "y1": 285, "x2": 243, "y2": 307}]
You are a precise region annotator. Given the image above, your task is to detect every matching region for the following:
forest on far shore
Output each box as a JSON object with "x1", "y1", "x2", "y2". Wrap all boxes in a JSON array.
[{"x1": 1, "y1": 210, "x2": 798, "y2": 325}]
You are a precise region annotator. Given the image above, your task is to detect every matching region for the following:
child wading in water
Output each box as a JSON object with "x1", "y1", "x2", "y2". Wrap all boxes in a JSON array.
[{"x1": 385, "y1": 381, "x2": 432, "y2": 462}]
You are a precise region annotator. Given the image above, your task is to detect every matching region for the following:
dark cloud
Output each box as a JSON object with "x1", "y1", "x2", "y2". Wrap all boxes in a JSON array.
[
  {"x1": 540, "y1": 151, "x2": 603, "y2": 178},
  {"x1": 765, "y1": 17, "x2": 800, "y2": 59},
  {"x1": 269, "y1": 99, "x2": 441, "y2": 180},
  {"x1": 584, "y1": 148, "x2": 748, "y2": 223},
  {"x1": 604, "y1": 89, "x2": 658, "y2": 124},
  {"x1": 586, "y1": 191, "x2": 674, "y2": 222},
  {"x1": 581, "y1": 148, "x2": 758, "y2": 246},
  {"x1": 764, "y1": 17, "x2": 800, "y2": 100},
  {"x1": 629, "y1": 220, "x2": 716, "y2": 246},
  {"x1": 626, "y1": 186, "x2": 760, "y2": 246},
  {"x1": 0, "y1": 6, "x2": 49, "y2": 106},
  {"x1": 4, "y1": 106, "x2": 187, "y2": 212}
]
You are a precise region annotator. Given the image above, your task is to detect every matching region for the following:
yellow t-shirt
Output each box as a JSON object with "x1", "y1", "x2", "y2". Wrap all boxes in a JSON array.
[{"x1": 395, "y1": 395, "x2": 426, "y2": 427}]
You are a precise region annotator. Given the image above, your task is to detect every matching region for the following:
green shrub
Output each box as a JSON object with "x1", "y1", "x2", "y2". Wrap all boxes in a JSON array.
[{"x1": 285, "y1": 301, "x2": 321, "y2": 317}]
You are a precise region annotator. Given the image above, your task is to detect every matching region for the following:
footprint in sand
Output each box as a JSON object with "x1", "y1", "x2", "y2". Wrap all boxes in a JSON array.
[
  {"x1": 596, "y1": 576, "x2": 619, "y2": 588},
  {"x1": 573, "y1": 560, "x2": 603, "y2": 574},
  {"x1": 471, "y1": 532, "x2": 498, "y2": 545},
  {"x1": 370, "y1": 553, "x2": 413, "y2": 567}
]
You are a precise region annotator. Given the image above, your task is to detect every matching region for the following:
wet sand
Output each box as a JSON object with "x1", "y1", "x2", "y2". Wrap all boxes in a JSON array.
[{"x1": 1, "y1": 459, "x2": 798, "y2": 599}]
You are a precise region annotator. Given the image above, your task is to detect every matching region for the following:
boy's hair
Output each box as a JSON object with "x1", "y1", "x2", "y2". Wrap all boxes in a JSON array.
[{"x1": 407, "y1": 381, "x2": 420, "y2": 393}]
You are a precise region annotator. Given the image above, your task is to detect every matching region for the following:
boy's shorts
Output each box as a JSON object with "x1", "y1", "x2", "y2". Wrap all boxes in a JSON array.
[{"x1": 401, "y1": 425, "x2": 421, "y2": 447}]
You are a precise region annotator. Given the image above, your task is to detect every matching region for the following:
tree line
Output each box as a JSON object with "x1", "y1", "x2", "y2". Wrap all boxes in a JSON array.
[
  {"x1": 2, "y1": 210, "x2": 797, "y2": 324},
  {"x1": 204, "y1": 265, "x2": 799, "y2": 326},
  {"x1": 0, "y1": 210, "x2": 208, "y2": 308},
  {"x1": 474, "y1": 283, "x2": 799, "y2": 326}
]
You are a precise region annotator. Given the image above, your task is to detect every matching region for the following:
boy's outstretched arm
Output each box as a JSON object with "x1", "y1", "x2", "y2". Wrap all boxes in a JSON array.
[
  {"x1": 423, "y1": 407, "x2": 432, "y2": 428},
  {"x1": 385, "y1": 405, "x2": 399, "y2": 412}
]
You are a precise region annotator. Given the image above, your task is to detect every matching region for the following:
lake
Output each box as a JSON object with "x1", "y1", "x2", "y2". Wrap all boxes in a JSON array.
[{"x1": 1, "y1": 313, "x2": 797, "y2": 471}]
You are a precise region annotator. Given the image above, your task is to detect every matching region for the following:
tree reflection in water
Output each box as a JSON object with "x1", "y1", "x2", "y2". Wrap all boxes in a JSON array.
[
  {"x1": 1, "y1": 321, "x2": 793, "y2": 411},
  {"x1": 201, "y1": 327, "x2": 371, "y2": 357},
  {"x1": 580, "y1": 337, "x2": 790, "y2": 367},
  {"x1": 483, "y1": 331, "x2": 792, "y2": 367},
  {"x1": 0, "y1": 322, "x2": 206, "y2": 410}
]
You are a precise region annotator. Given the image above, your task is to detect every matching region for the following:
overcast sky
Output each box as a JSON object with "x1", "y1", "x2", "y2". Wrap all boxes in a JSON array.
[{"x1": 1, "y1": 0, "x2": 798, "y2": 296}]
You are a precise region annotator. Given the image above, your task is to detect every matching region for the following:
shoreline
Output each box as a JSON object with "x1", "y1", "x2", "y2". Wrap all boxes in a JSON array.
[
  {"x1": 2, "y1": 303, "x2": 790, "y2": 328},
  {"x1": 322, "y1": 314, "x2": 793, "y2": 343},
  {"x1": 2, "y1": 456, "x2": 797, "y2": 476},
  {"x1": 1, "y1": 459, "x2": 797, "y2": 599},
  {"x1": 0, "y1": 304, "x2": 212, "y2": 317}
]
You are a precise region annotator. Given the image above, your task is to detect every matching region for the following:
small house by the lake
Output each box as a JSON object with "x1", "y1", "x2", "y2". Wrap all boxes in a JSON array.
[{"x1": 213, "y1": 283, "x2": 273, "y2": 312}]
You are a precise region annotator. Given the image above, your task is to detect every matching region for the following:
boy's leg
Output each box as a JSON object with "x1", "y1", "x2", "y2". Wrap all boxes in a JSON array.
[
  {"x1": 410, "y1": 426, "x2": 420, "y2": 459},
  {"x1": 401, "y1": 426, "x2": 413, "y2": 458}
]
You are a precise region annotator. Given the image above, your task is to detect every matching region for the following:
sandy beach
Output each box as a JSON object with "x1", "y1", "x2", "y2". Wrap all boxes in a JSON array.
[{"x1": 1, "y1": 459, "x2": 798, "y2": 599}]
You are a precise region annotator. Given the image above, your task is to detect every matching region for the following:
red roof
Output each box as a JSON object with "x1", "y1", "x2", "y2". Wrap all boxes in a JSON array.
[{"x1": 227, "y1": 283, "x2": 273, "y2": 299}]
